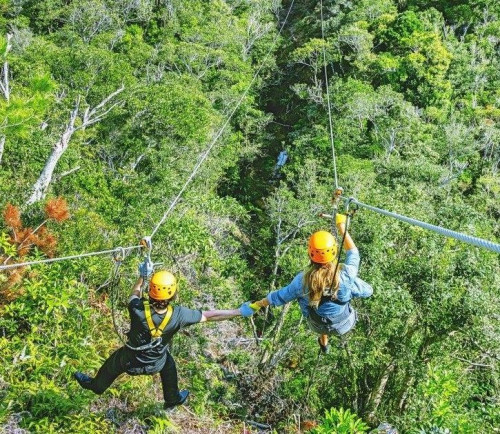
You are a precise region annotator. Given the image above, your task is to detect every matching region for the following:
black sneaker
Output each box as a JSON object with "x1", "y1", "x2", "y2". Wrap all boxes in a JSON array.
[
  {"x1": 74, "y1": 372, "x2": 93, "y2": 390},
  {"x1": 164, "y1": 390, "x2": 189, "y2": 410},
  {"x1": 318, "y1": 337, "x2": 330, "y2": 355}
]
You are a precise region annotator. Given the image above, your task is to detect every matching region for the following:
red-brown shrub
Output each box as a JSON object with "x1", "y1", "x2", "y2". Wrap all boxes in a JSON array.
[
  {"x1": 45, "y1": 197, "x2": 70, "y2": 222},
  {"x1": 3, "y1": 203, "x2": 22, "y2": 229},
  {"x1": 33, "y1": 227, "x2": 57, "y2": 257}
]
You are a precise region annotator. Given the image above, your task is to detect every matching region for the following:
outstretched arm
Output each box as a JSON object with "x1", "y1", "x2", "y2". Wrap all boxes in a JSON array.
[
  {"x1": 130, "y1": 277, "x2": 144, "y2": 299},
  {"x1": 251, "y1": 272, "x2": 303, "y2": 311},
  {"x1": 337, "y1": 220, "x2": 356, "y2": 251},
  {"x1": 200, "y1": 309, "x2": 241, "y2": 322}
]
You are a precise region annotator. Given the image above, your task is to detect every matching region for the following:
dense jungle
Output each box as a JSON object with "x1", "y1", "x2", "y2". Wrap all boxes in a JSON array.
[{"x1": 0, "y1": 0, "x2": 498, "y2": 432}]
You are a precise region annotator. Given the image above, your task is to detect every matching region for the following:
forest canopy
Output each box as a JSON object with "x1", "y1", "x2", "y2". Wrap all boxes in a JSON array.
[{"x1": 0, "y1": 0, "x2": 498, "y2": 433}]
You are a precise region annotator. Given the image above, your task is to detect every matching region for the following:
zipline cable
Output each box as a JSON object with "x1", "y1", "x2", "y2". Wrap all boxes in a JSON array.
[
  {"x1": 345, "y1": 197, "x2": 500, "y2": 254},
  {"x1": 0, "y1": 245, "x2": 142, "y2": 271},
  {"x1": 1, "y1": 3, "x2": 297, "y2": 272},
  {"x1": 320, "y1": 0, "x2": 338, "y2": 189},
  {"x1": 317, "y1": 0, "x2": 496, "y2": 255},
  {"x1": 149, "y1": 0, "x2": 296, "y2": 239}
]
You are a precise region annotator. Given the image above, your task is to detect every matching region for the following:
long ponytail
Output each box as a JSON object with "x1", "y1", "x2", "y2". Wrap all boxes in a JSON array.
[{"x1": 304, "y1": 261, "x2": 341, "y2": 309}]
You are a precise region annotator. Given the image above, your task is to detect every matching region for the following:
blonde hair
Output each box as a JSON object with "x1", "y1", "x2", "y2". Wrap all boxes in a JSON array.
[{"x1": 303, "y1": 261, "x2": 341, "y2": 309}]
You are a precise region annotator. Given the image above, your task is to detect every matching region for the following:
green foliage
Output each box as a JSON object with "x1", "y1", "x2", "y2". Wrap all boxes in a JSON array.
[
  {"x1": 0, "y1": 262, "x2": 112, "y2": 432},
  {"x1": 402, "y1": 364, "x2": 485, "y2": 433},
  {"x1": 0, "y1": 0, "x2": 499, "y2": 432},
  {"x1": 312, "y1": 407, "x2": 370, "y2": 434},
  {"x1": 0, "y1": 231, "x2": 16, "y2": 257}
]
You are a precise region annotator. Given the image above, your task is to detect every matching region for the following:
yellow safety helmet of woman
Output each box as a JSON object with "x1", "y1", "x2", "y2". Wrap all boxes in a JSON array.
[
  {"x1": 149, "y1": 271, "x2": 177, "y2": 300},
  {"x1": 308, "y1": 231, "x2": 337, "y2": 264}
]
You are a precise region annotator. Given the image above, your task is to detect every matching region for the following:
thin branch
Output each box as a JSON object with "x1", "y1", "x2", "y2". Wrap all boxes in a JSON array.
[
  {"x1": 54, "y1": 166, "x2": 81, "y2": 181},
  {"x1": 244, "y1": 420, "x2": 271, "y2": 430},
  {"x1": 0, "y1": 135, "x2": 5, "y2": 164},
  {"x1": 452, "y1": 355, "x2": 494, "y2": 368},
  {"x1": 470, "y1": 340, "x2": 500, "y2": 361},
  {"x1": 249, "y1": 317, "x2": 260, "y2": 346},
  {"x1": 80, "y1": 85, "x2": 125, "y2": 128}
]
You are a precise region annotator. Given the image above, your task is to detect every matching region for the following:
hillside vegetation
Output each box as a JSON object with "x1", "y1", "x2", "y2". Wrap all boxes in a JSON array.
[{"x1": 0, "y1": 0, "x2": 498, "y2": 433}]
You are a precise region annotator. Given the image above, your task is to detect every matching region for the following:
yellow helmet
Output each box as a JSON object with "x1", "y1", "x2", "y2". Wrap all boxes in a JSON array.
[
  {"x1": 149, "y1": 271, "x2": 177, "y2": 300},
  {"x1": 308, "y1": 231, "x2": 337, "y2": 264}
]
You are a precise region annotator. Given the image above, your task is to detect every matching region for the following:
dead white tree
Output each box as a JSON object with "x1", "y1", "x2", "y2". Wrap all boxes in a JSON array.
[
  {"x1": 238, "y1": 0, "x2": 275, "y2": 60},
  {"x1": 258, "y1": 185, "x2": 321, "y2": 368},
  {"x1": 243, "y1": 15, "x2": 274, "y2": 60},
  {"x1": 0, "y1": 33, "x2": 12, "y2": 103},
  {"x1": 0, "y1": 135, "x2": 5, "y2": 165},
  {"x1": 0, "y1": 33, "x2": 12, "y2": 165},
  {"x1": 26, "y1": 85, "x2": 125, "y2": 205}
]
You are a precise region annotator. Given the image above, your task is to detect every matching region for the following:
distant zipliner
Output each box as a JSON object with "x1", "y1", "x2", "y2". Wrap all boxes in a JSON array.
[
  {"x1": 272, "y1": 150, "x2": 288, "y2": 178},
  {"x1": 243, "y1": 214, "x2": 373, "y2": 353}
]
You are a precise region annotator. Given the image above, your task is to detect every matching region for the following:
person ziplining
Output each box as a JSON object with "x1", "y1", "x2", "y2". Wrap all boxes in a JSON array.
[
  {"x1": 74, "y1": 257, "x2": 252, "y2": 410},
  {"x1": 243, "y1": 213, "x2": 373, "y2": 353}
]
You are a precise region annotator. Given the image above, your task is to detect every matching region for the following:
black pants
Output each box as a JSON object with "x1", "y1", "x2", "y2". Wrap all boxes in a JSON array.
[{"x1": 87, "y1": 347, "x2": 181, "y2": 405}]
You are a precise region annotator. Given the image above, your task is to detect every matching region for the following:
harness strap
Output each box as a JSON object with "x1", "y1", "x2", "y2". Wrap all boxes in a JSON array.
[
  {"x1": 320, "y1": 294, "x2": 347, "y2": 306},
  {"x1": 307, "y1": 304, "x2": 351, "y2": 325},
  {"x1": 125, "y1": 338, "x2": 163, "y2": 352},
  {"x1": 144, "y1": 300, "x2": 173, "y2": 338}
]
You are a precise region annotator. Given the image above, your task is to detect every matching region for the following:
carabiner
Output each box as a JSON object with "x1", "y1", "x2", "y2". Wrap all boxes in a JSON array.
[{"x1": 113, "y1": 247, "x2": 125, "y2": 263}]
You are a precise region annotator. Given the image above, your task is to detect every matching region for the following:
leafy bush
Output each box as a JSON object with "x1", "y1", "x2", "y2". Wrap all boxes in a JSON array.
[{"x1": 312, "y1": 407, "x2": 370, "y2": 434}]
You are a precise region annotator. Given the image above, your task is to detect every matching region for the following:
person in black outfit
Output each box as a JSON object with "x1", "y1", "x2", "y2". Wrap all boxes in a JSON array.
[{"x1": 74, "y1": 264, "x2": 253, "y2": 409}]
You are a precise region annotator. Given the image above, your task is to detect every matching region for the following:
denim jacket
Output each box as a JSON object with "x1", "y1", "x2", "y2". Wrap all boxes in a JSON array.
[{"x1": 267, "y1": 248, "x2": 373, "y2": 319}]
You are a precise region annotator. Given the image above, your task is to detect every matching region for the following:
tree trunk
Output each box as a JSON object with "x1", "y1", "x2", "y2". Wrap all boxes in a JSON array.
[
  {"x1": 366, "y1": 362, "x2": 395, "y2": 423},
  {"x1": 259, "y1": 303, "x2": 291, "y2": 368},
  {"x1": 26, "y1": 86, "x2": 124, "y2": 205},
  {"x1": 26, "y1": 100, "x2": 79, "y2": 205},
  {"x1": 26, "y1": 126, "x2": 75, "y2": 205},
  {"x1": 0, "y1": 34, "x2": 12, "y2": 102},
  {"x1": 0, "y1": 135, "x2": 5, "y2": 165},
  {"x1": 0, "y1": 34, "x2": 11, "y2": 165}
]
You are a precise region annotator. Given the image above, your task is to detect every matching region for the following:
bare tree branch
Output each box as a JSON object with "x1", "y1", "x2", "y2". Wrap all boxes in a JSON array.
[
  {"x1": 80, "y1": 84, "x2": 125, "y2": 128},
  {"x1": 367, "y1": 362, "x2": 395, "y2": 423},
  {"x1": 0, "y1": 135, "x2": 5, "y2": 165},
  {"x1": 54, "y1": 166, "x2": 81, "y2": 181},
  {"x1": 26, "y1": 86, "x2": 124, "y2": 204},
  {"x1": 452, "y1": 355, "x2": 494, "y2": 369},
  {"x1": 0, "y1": 33, "x2": 12, "y2": 102}
]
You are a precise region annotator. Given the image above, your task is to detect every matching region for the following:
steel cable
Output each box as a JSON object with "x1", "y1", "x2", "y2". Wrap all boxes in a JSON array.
[
  {"x1": 0, "y1": 245, "x2": 142, "y2": 271},
  {"x1": 348, "y1": 198, "x2": 500, "y2": 254}
]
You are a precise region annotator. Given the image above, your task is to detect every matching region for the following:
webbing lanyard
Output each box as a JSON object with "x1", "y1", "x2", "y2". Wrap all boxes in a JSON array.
[{"x1": 143, "y1": 300, "x2": 173, "y2": 338}]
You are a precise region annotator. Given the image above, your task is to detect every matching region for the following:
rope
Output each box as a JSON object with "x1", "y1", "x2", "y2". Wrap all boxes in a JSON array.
[
  {"x1": 347, "y1": 198, "x2": 500, "y2": 254},
  {"x1": 149, "y1": 0, "x2": 296, "y2": 239},
  {"x1": 320, "y1": 0, "x2": 338, "y2": 189},
  {"x1": 109, "y1": 255, "x2": 129, "y2": 346},
  {"x1": 0, "y1": 245, "x2": 142, "y2": 271},
  {"x1": 330, "y1": 212, "x2": 352, "y2": 293}
]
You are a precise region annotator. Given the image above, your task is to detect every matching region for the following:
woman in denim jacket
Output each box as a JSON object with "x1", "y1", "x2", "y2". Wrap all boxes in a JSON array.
[{"x1": 246, "y1": 214, "x2": 372, "y2": 353}]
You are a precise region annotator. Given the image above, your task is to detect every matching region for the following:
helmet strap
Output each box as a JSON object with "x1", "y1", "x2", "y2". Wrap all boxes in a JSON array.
[{"x1": 149, "y1": 297, "x2": 170, "y2": 310}]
